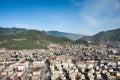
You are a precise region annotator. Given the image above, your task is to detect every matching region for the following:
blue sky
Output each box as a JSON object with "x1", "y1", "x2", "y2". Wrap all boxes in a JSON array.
[{"x1": 0, "y1": 0, "x2": 120, "y2": 35}]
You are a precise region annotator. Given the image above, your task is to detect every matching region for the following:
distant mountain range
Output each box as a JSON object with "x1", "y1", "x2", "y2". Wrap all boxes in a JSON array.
[
  {"x1": 0, "y1": 27, "x2": 119, "y2": 49},
  {"x1": 47, "y1": 31, "x2": 85, "y2": 40},
  {"x1": 0, "y1": 27, "x2": 26, "y2": 36},
  {"x1": 0, "y1": 27, "x2": 73, "y2": 49},
  {"x1": 0, "y1": 27, "x2": 85, "y2": 41},
  {"x1": 81, "y1": 28, "x2": 120, "y2": 42}
]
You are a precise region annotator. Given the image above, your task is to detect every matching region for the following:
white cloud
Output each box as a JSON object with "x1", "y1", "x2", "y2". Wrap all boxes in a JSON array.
[
  {"x1": 81, "y1": 14, "x2": 97, "y2": 26},
  {"x1": 77, "y1": 0, "x2": 120, "y2": 35},
  {"x1": 15, "y1": 24, "x2": 31, "y2": 27},
  {"x1": 71, "y1": 0, "x2": 82, "y2": 6},
  {"x1": 82, "y1": 0, "x2": 120, "y2": 16},
  {"x1": 15, "y1": 24, "x2": 37, "y2": 29}
]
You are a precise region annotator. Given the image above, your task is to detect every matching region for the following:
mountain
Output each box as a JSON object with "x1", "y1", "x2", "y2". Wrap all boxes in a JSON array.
[
  {"x1": 75, "y1": 39, "x2": 89, "y2": 46},
  {"x1": 81, "y1": 28, "x2": 120, "y2": 42},
  {"x1": 0, "y1": 27, "x2": 26, "y2": 37},
  {"x1": 47, "y1": 31, "x2": 85, "y2": 40},
  {"x1": 0, "y1": 29, "x2": 72, "y2": 49}
]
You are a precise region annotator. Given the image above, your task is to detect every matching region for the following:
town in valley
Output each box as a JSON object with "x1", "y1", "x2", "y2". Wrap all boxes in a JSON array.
[{"x1": 0, "y1": 42, "x2": 120, "y2": 80}]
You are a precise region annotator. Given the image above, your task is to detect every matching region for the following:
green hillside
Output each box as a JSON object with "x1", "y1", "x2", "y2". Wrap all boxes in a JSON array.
[
  {"x1": 0, "y1": 27, "x2": 26, "y2": 36},
  {"x1": 0, "y1": 30, "x2": 72, "y2": 49},
  {"x1": 75, "y1": 39, "x2": 89, "y2": 46},
  {"x1": 81, "y1": 28, "x2": 120, "y2": 42}
]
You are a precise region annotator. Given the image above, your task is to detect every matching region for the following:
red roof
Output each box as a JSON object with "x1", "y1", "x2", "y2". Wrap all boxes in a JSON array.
[
  {"x1": 18, "y1": 63, "x2": 24, "y2": 66},
  {"x1": 20, "y1": 61, "x2": 25, "y2": 63},
  {"x1": 33, "y1": 69, "x2": 40, "y2": 72},
  {"x1": 17, "y1": 70, "x2": 23, "y2": 72},
  {"x1": 18, "y1": 60, "x2": 25, "y2": 66}
]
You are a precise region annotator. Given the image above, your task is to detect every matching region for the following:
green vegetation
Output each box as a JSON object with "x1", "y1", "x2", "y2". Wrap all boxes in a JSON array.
[
  {"x1": 0, "y1": 30, "x2": 72, "y2": 49},
  {"x1": 0, "y1": 27, "x2": 89, "y2": 49},
  {"x1": 75, "y1": 39, "x2": 89, "y2": 46},
  {"x1": 0, "y1": 27, "x2": 26, "y2": 36},
  {"x1": 82, "y1": 28, "x2": 120, "y2": 42}
]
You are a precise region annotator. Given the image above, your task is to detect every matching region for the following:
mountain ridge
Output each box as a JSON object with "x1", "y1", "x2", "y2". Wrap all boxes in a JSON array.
[
  {"x1": 81, "y1": 28, "x2": 120, "y2": 42},
  {"x1": 0, "y1": 27, "x2": 86, "y2": 40},
  {"x1": 0, "y1": 28, "x2": 73, "y2": 49},
  {"x1": 0, "y1": 27, "x2": 26, "y2": 37},
  {"x1": 47, "y1": 30, "x2": 85, "y2": 40}
]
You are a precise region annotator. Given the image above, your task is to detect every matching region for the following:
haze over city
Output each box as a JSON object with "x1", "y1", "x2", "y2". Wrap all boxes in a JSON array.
[{"x1": 0, "y1": 0, "x2": 120, "y2": 35}]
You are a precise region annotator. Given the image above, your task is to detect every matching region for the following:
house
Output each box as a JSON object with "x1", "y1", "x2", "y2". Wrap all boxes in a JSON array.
[{"x1": 33, "y1": 69, "x2": 41, "y2": 76}]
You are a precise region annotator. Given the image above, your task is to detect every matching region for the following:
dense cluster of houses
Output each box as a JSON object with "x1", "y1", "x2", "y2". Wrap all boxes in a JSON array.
[{"x1": 0, "y1": 43, "x2": 120, "y2": 80}]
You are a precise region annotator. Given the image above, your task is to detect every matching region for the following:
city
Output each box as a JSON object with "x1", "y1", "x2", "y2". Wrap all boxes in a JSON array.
[
  {"x1": 0, "y1": 0, "x2": 120, "y2": 80},
  {"x1": 0, "y1": 43, "x2": 120, "y2": 80}
]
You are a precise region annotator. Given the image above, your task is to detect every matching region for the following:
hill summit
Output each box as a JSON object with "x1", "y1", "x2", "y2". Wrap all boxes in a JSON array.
[
  {"x1": 0, "y1": 27, "x2": 72, "y2": 49},
  {"x1": 81, "y1": 28, "x2": 120, "y2": 42}
]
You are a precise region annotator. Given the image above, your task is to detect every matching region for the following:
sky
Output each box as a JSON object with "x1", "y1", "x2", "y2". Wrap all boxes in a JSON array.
[{"x1": 0, "y1": 0, "x2": 120, "y2": 35}]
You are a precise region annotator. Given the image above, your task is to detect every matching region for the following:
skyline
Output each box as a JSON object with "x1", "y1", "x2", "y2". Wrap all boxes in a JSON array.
[{"x1": 0, "y1": 0, "x2": 120, "y2": 35}]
